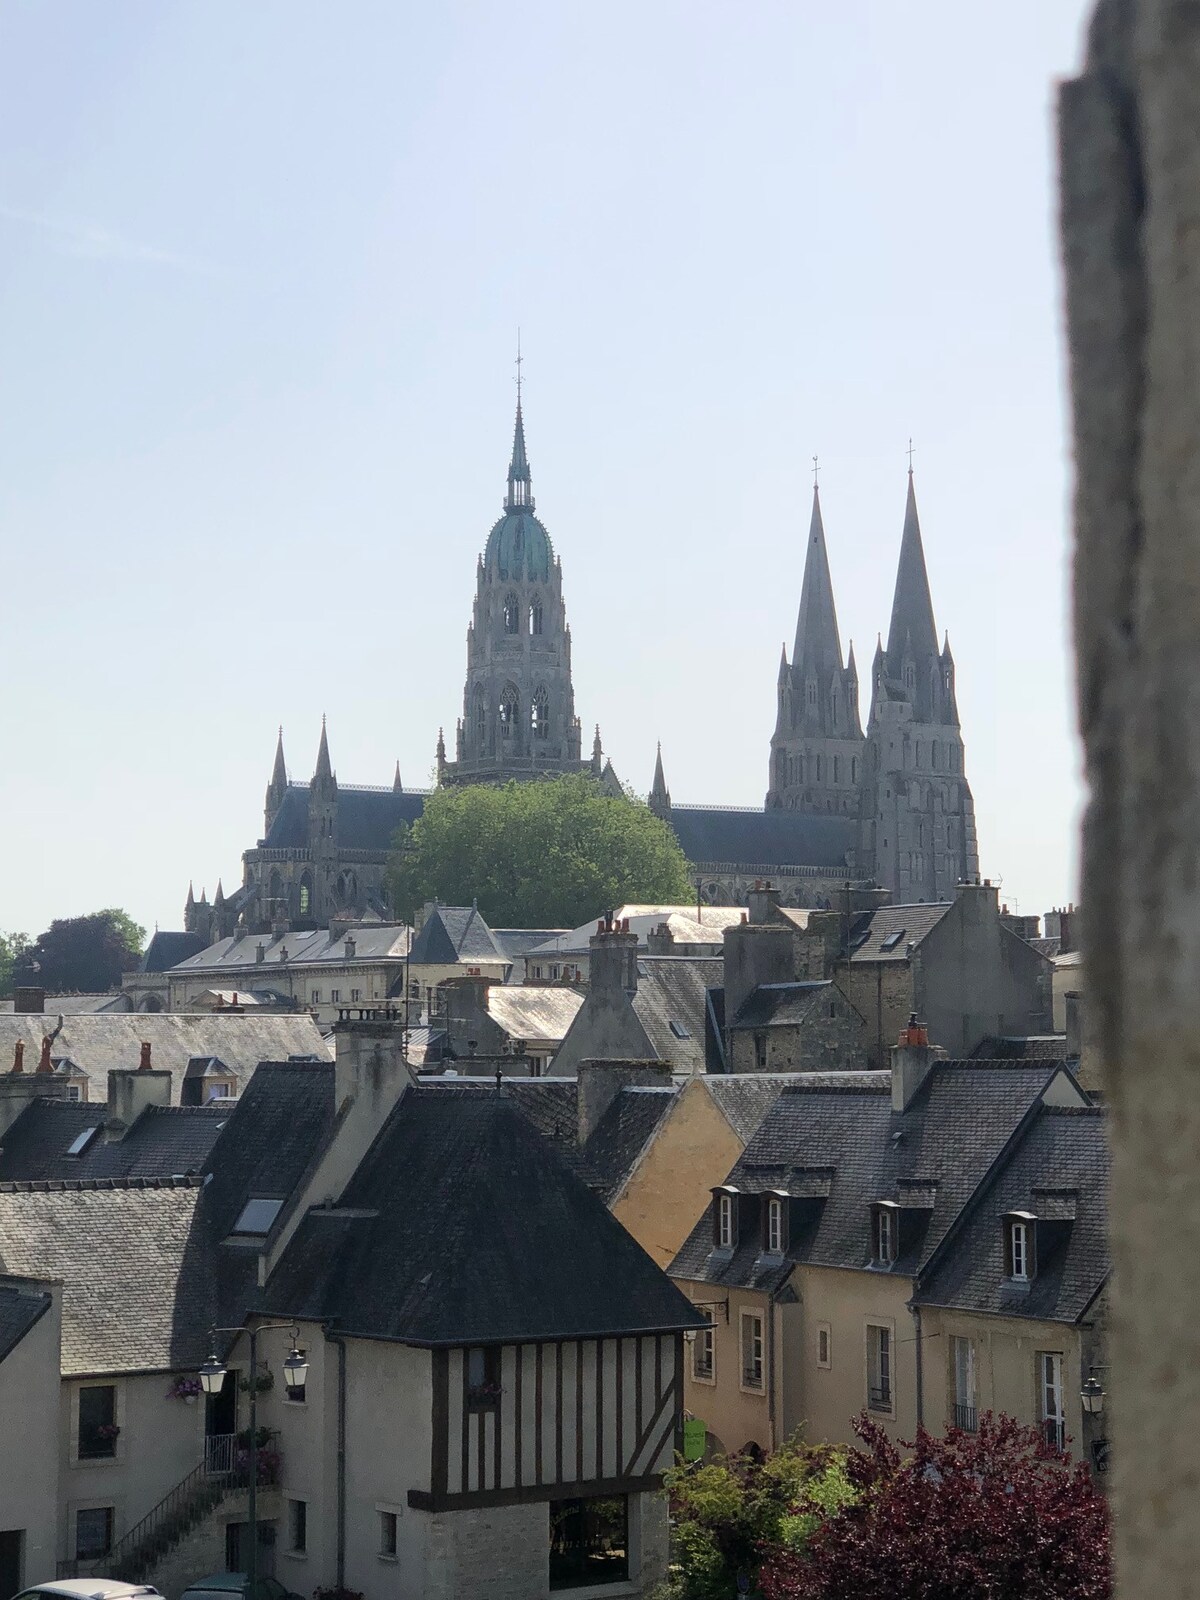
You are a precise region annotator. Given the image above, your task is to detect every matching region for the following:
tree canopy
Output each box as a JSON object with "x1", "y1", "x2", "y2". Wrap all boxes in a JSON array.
[
  {"x1": 758, "y1": 1413, "x2": 1110, "y2": 1600},
  {"x1": 14, "y1": 908, "x2": 146, "y2": 994},
  {"x1": 387, "y1": 775, "x2": 693, "y2": 928},
  {"x1": 0, "y1": 931, "x2": 31, "y2": 999}
]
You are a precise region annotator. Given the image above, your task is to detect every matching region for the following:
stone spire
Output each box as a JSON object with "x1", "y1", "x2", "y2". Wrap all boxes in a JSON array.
[
  {"x1": 314, "y1": 715, "x2": 333, "y2": 783},
  {"x1": 793, "y1": 485, "x2": 845, "y2": 679},
  {"x1": 393, "y1": 761, "x2": 403, "y2": 793},
  {"x1": 884, "y1": 471, "x2": 939, "y2": 678},
  {"x1": 505, "y1": 400, "x2": 533, "y2": 513},
  {"x1": 649, "y1": 743, "x2": 671, "y2": 819},
  {"x1": 271, "y1": 725, "x2": 287, "y2": 789}
]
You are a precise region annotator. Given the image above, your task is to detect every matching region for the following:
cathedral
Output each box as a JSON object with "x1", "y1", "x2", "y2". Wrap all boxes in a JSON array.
[{"x1": 185, "y1": 391, "x2": 980, "y2": 941}]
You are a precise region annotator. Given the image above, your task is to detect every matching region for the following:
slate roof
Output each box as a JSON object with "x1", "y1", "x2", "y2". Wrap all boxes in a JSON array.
[
  {"x1": 487, "y1": 986, "x2": 583, "y2": 1045},
  {"x1": 918, "y1": 1106, "x2": 1109, "y2": 1324},
  {"x1": 409, "y1": 905, "x2": 508, "y2": 966},
  {"x1": 0, "y1": 1279, "x2": 52, "y2": 1363},
  {"x1": 0, "y1": 1014, "x2": 330, "y2": 1103},
  {"x1": 0, "y1": 1180, "x2": 213, "y2": 1375},
  {"x1": 704, "y1": 1074, "x2": 813, "y2": 1143},
  {"x1": 140, "y1": 932, "x2": 206, "y2": 973},
  {"x1": 632, "y1": 958, "x2": 724, "y2": 1075},
  {"x1": 671, "y1": 1063, "x2": 1072, "y2": 1294},
  {"x1": 848, "y1": 902, "x2": 953, "y2": 962},
  {"x1": 265, "y1": 1085, "x2": 702, "y2": 1344},
  {"x1": 0, "y1": 1102, "x2": 227, "y2": 1183},
  {"x1": 261, "y1": 784, "x2": 427, "y2": 852},
  {"x1": 728, "y1": 980, "x2": 837, "y2": 1030},
  {"x1": 667, "y1": 807, "x2": 856, "y2": 873},
  {"x1": 173, "y1": 925, "x2": 413, "y2": 972},
  {"x1": 530, "y1": 907, "x2": 744, "y2": 960},
  {"x1": 972, "y1": 1036, "x2": 1070, "y2": 1062}
]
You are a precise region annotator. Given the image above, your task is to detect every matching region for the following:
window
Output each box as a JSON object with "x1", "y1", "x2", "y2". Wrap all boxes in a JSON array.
[
  {"x1": 740, "y1": 1311, "x2": 764, "y2": 1390},
  {"x1": 766, "y1": 1197, "x2": 784, "y2": 1254},
  {"x1": 66, "y1": 1126, "x2": 101, "y2": 1157},
  {"x1": 879, "y1": 928, "x2": 906, "y2": 952},
  {"x1": 531, "y1": 685, "x2": 549, "y2": 740},
  {"x1": 754, "y1": 1032, "x2": 768, "y2": 1069},
  {"x1": 873, "y1": 1205, "x2": 897, "y2": 1266},
  {"x1": 1006, "y1": 1216, "x2": 1034, "y2": 1281},
  {"x1": 692, "y1": 1310, "x2": 715, "y2": 1382},
  {"x1": 350, "y1": 988, "x2": 361, "y2": 1002},
  {"x1": 530, "y1": 597, "x2": 544, "y2": 635},
  {"x1": 288, "y1": 1498, "x2": 307, "y2": 1555},
  {"x1": 466, "y1": 1346, "x2": 501, "y2": 1407},
  {"x1": 232, "y1": 1197, "x2": 284, "y2": 1235},
  {"x1": 549, "y1": 1495, "x2": 629, "y2": 1590},
  {"x1": 503, "y1": 592, "x2": 520, "y2": 633},
  {"x1": 1039, "y1": 1352, "x2": 1066, "y2": 1449},
  {"x1": 379, "y1": 1509, "x2": 398, "y2": 1559},
  {"x1": 75, "y1": 1506, "x2": 114, "y2": 1560},
  {"x1": 77, "y1": 1384, "x2": 117, "y2": 1460},
  {"x1": 330, "y1": 989, "x2": 340, "y2": 1004},
  {"x1": 952, "y1": 1336, "x2": 977, "y2": 1432},
  {"x1": 816, "y1": 1322, "x2": 831, "y2": 1369},
  {"x1": 668, "y1": 1020, "x2": 692, "y2": 1040},
  {"x1": 310, "y1": 990, "x2": 321, "y2": 1004},
  {"x1": 832, "y1": 755, "x2": 840, "y2": 783},
  {"x1": 67, "y1": 1083, "x2": 83, "y2": 1101},
  {"x1": 867, "y1": 1323, "x2": 892, "y2": 1412},
  {"x1": 298, "y1": 882, "x2": 311, "y2": 917},
  {"x1": 499, "y1": 685, "x2": 518, "y2": 738},
  {"x1": 717, "y1": 1193, "x2": 735, "y2": 1249},
  {"x1": 473, "y1": 688, "x2": 486, "y2": 742}
]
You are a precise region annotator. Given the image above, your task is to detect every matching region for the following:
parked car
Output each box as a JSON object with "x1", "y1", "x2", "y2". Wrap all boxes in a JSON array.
[
  {"x1": 14, "y1": 1585, "x2": 162, "y2": 1600},
  {"x1": 179, "y1": 1576, "x2": 303, "y2": 1600}
]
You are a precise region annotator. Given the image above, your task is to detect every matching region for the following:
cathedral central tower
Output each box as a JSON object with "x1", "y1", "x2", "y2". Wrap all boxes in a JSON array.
[{"x1": 438, "y1": 394, "x2": 594, "y2": 786}]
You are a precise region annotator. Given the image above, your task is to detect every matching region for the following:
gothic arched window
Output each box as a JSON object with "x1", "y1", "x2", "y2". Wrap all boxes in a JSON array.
[
  {"x1": 529, "y1": 597, "x2": 543, "y2": 636},
  {"x1": 931, "y1": 740, "x2": 940, "y2": 769},
  {"x1": 503, "y1": 592, "x2": 520, "y2": 634},
  {"x1": 852, "y1": 756, "x2": 860, "y2": 784},
  {"x1": 531, "y1": 685, "x2": 549, "y2": 739},
  {"x1": 499, "y1": 684, "x2": 518, "y2": 738},
  {"x1": 473, "y1": 686, "x2": 486, "y2": 744},
  {"x1": 815, "y1": 755, "x2": 823, "y2": 782},
  {"x1": 806, "y1": 678, "x2": 818, "y2": 709},
  {"x1": 298, "y1": 875, "x2": 313, "y2": 918}
]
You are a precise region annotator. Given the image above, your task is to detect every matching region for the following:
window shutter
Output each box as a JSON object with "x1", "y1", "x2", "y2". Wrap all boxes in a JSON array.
[{"x1": 1004, "y1": 1221, "x2": 1014, "y2": 1277}]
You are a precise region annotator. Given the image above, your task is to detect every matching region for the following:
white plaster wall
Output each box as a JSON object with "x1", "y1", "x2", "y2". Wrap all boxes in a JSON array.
[{"x1": 0, "y1": 1287, "x2": 60, "y2": 1587}]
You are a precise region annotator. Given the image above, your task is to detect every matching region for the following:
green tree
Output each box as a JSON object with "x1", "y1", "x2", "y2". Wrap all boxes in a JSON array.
[
  {"x1": 14, "y1": 908, "x2": 146, "y2": 994},
  {"x1": 657, "y1": 1440, "x2": 856, "y2": 1600},
  {"x1": 0, "y1": 932, "x2": 31, "y2": 999},
  {"x1": 386, "y1": 775, "x2": 693, "y2": 927}
]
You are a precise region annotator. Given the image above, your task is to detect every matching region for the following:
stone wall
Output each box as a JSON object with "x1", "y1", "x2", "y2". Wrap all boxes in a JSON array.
[{"x1": 728, "y1": 994, "x2": 868, "y2": 1074}]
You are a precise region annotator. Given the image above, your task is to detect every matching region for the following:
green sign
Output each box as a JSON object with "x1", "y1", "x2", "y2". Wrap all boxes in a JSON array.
[{"x1": 682, "y1": 1417, "x2": 706, "y2": 1461}]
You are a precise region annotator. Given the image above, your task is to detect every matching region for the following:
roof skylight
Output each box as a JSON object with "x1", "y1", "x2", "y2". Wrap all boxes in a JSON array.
[{"x1": 231, "y1": 1197, "x2": 284, "y2": 1235}]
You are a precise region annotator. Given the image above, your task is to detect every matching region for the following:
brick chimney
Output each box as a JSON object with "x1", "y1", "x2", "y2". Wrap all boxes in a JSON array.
[
  {"x1": 891, "y1": 1015, "x2": 945, "y2": 1111},
  {"x1": 13, "y1": 987, "x2": 45, "y2": 1015},
  {"x1": 36, "y1": 1037, "x2": 54, "y2": 1074}
]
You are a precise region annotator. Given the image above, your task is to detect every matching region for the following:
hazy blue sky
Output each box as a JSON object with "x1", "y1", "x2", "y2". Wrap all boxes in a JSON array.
[{"x1": 0, "y1": 2, "x2": 1091, "y2": 939}]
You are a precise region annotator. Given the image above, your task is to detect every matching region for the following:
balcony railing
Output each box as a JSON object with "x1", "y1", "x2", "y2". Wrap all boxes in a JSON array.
[{"x1": 953, "y1": 1402, "x2": 978, "y2": 1432}]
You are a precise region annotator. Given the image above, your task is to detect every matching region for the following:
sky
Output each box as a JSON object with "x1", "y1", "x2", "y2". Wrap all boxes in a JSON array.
[{"x1": 0, "y1": 1, "x2": 1093, "y2": 939}]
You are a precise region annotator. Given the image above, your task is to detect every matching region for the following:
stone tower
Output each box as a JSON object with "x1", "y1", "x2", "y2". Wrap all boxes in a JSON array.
[
  {"x1": 858, "y1": 471, "x2": 979, "y2": 902},
  {"x1": 441, "y1": 394, "x2": 588, "y2": 785},
  {"x1": 766, "y1": 485, "x2": 865, "y2": 814}
]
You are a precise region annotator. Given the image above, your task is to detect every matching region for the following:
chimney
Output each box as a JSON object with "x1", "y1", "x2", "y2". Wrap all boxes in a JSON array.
[
  {"x1": 891, "y1": 1015, "x2": 945, "y2": 1111},
  {"x1": 36, "y1": 1037, "x2": 54, "y2": 1075},
  {"x1": 747, "y1": 880, "x2": 781, "y2": 926},
  {"x1": 0, "y1": 1059, "x2": 71, "y2": 1134},
  {"x1": 576, "y1": 1058, "x2": 672, "y2": 1145},
  {"x1": 13, "y1": 987, "x2": 45, "y2": 1015},
  {"x1": 646, "y1": 921, "x2": 675, "y2": 956},
  {"x1": 11, "y1": 1042, "x2": 24, "y2": 1075},
  {"x1": 107, "y1": 1059, "x2": 172, "y2": 1134},
  {"x1": 256, "y1": 942, "x2": 266, "y2": 965},
  {"x1": 588, "y1": 923, "x2": 639, "y2": 996},
  {"x1": 344, "y1": 936, "x2": 357, "y2": 960}
]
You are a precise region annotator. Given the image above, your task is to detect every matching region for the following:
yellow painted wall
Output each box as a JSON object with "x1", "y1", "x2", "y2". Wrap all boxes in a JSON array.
[{"x1": 611, "y1": 1079, "x2": 746, "y2": 1273}]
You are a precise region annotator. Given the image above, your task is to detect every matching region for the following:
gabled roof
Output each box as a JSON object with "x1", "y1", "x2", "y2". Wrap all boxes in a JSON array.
[
  {"x1": 703, "y1": 1074, "x2": 797, "y2": 1143},
  {"x1": 667, "y1": 806, "x2": 857, "y2": 873},
  {"x1": 0, "y1": 1279, "x2": 52, "y2": 1363},
  {"x1": 917, "y1": 1106, "x2": 1109, "y2": 1324},
  {"x1": 971, "y1": 1036, "x2": 1070, "y2": 1062},
  {"x1": 671, "y1": 1063, "x2": 1072, "y2": 1294},
  {"x1": 0, "y1": 1179, "x2": 212, "y2": 1375},
  {"x1": 0, "y1": 1101, "x2": 227, "y2": 1183},
  {"x1": 848, "y1": 901, "x2": 953, "y2": 962},
  {"x1": 529, "y1": 908, "x2": 743, "y2": 960},
  {"x1": 728, "y1": 980, "x2": 837, "y2": 1030},
  {"x1": 173, "y1": 925, "x2": 412, "y2": 972},
  {"x1": 265, "y1": 1085, "x2": 702, "y2": 1344},
  {"x1": 261, "y1": 784, "x2": 428, "y2": 852},
  {"x1": 409, "y1": 905, "x2": 508, "y2": 966},
  {"x1": 486, "y1": 986, "x2": 583, "y2": 1045},
  {"x1": 632, "y1": 957, "x2": 724, "y2": 1074}
]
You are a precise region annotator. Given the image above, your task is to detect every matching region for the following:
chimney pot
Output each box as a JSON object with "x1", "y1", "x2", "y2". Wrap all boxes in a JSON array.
[
  {"x1": 11, "y1": 1042, "x2": 23, "y2": 1075},
  {"x1": 139, "y1": 1041, "x2": 152, "y2": 1072},
  {"x1": 37, "y1": 1037, "x2": 53, "y2": 1074}
]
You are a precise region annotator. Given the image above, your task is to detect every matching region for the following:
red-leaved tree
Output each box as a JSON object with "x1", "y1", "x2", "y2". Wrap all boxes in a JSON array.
[{"x1": 758, "y1": 1412, "x2": 1110, "y2": 1600}]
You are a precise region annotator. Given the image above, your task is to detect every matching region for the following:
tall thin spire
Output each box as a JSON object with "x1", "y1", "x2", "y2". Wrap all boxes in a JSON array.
[
  {"x1": 505, "y1": 336, "x2": 534, "y2": 512},
  {"x1": 314, "y1": 714, "x2": 333, "y2": 782},
  {"x1": 650, "y1": 742, "x2": 671, "y2": 817},
  {"x1": 271, "y1": 725, "x2": 287, "y2": 788},
  {"x1": 393, "y1": 761, "x2": 403, "y2": 793},
  {"x1": 884, "y1": 469, "x2": 939, "y2": 674},
  {"x1": 792, "y1": 484, "x2": 845, "y2": 677}
]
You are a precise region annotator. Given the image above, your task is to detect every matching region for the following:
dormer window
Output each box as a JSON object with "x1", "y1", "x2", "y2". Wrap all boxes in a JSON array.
[
  {"x1": 766, "y1": 1196, "x2": 784, "y2": 1254},
  {"x1": 1004, "y1": 1211, "x2": 1037, "y2": 1282},
  {"x1": 873, "y1": 1203, "x2": 898, "y2": 1266},
  {"x1": 717, "y1": 1192, "x2": 735, "y2": 1250}
]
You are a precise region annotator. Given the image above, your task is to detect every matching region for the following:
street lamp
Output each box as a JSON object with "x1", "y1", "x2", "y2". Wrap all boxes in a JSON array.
[
  {"x1": 1080, "y1": 1374, "x2": 1105, "y2": 1417},
  {"x1": 199, "y1": 1323, "x2": 303, "y2": 1599}
]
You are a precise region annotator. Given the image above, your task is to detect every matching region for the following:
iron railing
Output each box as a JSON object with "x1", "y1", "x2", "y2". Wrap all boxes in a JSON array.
[
  {"x1": 58, "y1": 1434, "x2": 247, "y2": 1582},
  {"x1": 953, "y1": 1402, "x2": 978, "y2": 1432}
]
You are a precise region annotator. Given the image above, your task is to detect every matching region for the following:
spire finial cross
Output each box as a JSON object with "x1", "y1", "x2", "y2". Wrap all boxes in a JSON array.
[
  {"x1": 515, "y1": 328, "x2": 523, "y2": 407},
  {"x1": 907, "y1": 437, "x2": 915, "y2": 474},
  {"x1": 812, "y1": 453, "x2": 819, "y2": 489}
]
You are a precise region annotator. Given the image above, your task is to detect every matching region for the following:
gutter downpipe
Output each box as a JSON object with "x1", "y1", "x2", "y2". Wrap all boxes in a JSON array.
[
  {"x1": 767, "y1": 1287, "x2": 779, "y2": 1453},
  {"x1": 911, "y1": 1300, "x2": 925, "y2": 1430},
  {"x1": 327, "y1": 1329, "x2": 348, "y2": 1586}
]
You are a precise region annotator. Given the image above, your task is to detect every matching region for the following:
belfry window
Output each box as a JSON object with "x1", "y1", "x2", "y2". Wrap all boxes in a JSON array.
[
  {"x1": 532, "y1": 686, "x2": 549, "y2": 740},
  {"x1": 473, "y1": 688, "x2": 486, "y2": 743},
  {"x1": 499, "y1": 686, "x2": 518, "y2": 738},
  {"x1": 503, "y1": 592, "x2": 520, "y2": 634},
  {"x1": 298, "y1": 882, "x2": 311, "y2": 917},
  {"x1": 530, "y1": 597, "x2": 543, "y2": 636}
]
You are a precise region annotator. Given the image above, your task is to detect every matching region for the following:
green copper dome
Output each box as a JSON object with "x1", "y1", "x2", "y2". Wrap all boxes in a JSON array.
[{"x1": 484, "y1": 510, "x2": 553, "y2": 584}]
